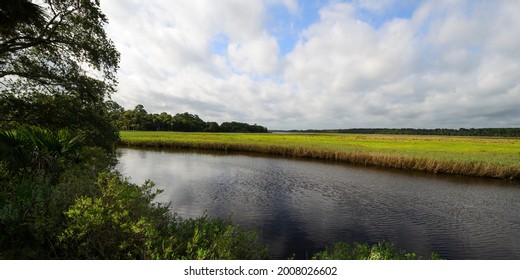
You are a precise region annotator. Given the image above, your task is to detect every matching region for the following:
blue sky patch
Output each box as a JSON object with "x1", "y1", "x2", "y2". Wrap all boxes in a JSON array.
[{"x1": 210, "y1": 32, "x2": 229, "y2": 55}]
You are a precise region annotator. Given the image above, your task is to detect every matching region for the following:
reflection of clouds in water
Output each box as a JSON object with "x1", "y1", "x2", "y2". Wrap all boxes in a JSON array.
[{"x1": 117, "y1": 148, "x2": 520, "y2": 259}]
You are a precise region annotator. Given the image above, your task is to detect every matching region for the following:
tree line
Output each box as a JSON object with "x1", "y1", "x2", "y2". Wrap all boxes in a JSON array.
[
  {"x1": 287, "y1": 128, "x2": 520, "y2": 137},
  {"x1": 107, "y1": 102, "x2": 269, "y2": 133}
]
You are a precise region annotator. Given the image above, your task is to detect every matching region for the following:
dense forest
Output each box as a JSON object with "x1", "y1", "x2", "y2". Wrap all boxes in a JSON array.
[
  {"x1": 107, "y1": 102, "x2": 269, "y2": 133},
  {"x1": 286, "y1": 128, "x2": 520, "y2": 137}
]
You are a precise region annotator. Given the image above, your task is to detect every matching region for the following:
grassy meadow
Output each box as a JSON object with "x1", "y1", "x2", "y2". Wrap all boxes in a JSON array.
[{"x1": 119, "y1": 131, "x2": 520, "y2": 180}]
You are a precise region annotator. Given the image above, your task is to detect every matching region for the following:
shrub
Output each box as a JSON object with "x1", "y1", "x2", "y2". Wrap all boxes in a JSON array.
[
  {"x1": 0, "y1": 126, "x2": 117, "y2": 259},
  {"x1": 58, "y1": 173, "x2": 163, "y2": 259},
  {"x1": 169, "y1": 215, "x2": 269, "y2": 260},
  {"x1": 0, "y1": 126, "x2": 85, "y2": 183},
  {"x1": 58, "y1": 172, "x2": 268, "y2": 260},
  {"x1": 312, "y1": 241, "x2": 443, "y2": 260},
  {"x1": 0, "y1": 175, "x2": 59, "y2": 259}
]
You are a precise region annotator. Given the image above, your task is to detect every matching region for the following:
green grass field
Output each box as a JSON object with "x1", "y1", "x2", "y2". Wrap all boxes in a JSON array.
[{"x1": 119, "y1": 131, "x2": 520, "y2": 180}]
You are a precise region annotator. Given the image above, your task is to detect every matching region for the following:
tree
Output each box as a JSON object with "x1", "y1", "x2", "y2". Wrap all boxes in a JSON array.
[
  {"x1": 0, "y1": 93, "x2": 120, "y2": 150},
  {"x1": 105, "y1": 100, "x2": 125, "y2": 129},
  {"x1": 0, "y1": 0, "x2": 120, "y2": 150},
  {"x1": 220, "y1": 121, "x2": 268, "y2": 133},
  {"x1": 111, "y1": 103, "x2": 269, "y2": 133},
  {"x1": 171, "y1": 112, "x2": 208, "y2": 132},
  {"x1": 0, "y1": 0, "x2": 46, "y2": 37},
  {"x1": 150, "y1": 112, "x2": 174, "y2": 131},
  {"x1": 205, "y1": 121, "x2": 220, "y2": 132}
]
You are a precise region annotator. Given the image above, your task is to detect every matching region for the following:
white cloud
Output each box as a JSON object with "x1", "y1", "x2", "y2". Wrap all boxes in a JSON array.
[
  {"x1": 355, "y1": 0, "x2": 396, "y2": 13},
  {"x1": 101, "y1": 0, "x2": 520, "y2": 129},
  {"x1": 281, "y1": 0, "x2": 299, "y2": 14},
  {"x1": 283, "y1": 2, "x2": 418, "y2": 127},
  {"x1": 228, "y1": 32, "x2": 280, "y2": 74}
]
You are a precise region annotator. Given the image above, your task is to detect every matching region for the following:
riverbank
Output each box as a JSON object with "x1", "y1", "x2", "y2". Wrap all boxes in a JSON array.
[{"x1": 119, "y1": 131, "x2": 520, "y2": 180}]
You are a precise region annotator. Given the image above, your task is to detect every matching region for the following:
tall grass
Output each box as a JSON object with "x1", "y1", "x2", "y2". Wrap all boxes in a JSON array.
[{"x1": 119, "y1": 131, "x2": 520, "y2": 180}]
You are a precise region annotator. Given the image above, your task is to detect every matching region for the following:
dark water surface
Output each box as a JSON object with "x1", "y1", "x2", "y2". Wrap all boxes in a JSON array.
[{"x1": 117, "y1": 148, "x2": 520, "y2": 259}]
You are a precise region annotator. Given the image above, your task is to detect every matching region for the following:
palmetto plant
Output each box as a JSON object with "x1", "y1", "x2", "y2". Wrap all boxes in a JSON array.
[{"x1": 0, "y1": 126, "x2": 84, "y2": 174}]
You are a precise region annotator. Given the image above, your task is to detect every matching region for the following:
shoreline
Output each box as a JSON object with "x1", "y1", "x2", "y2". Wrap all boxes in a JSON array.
[{"x1": 119, "y1": 132, "x2": 519, "y2": 180}]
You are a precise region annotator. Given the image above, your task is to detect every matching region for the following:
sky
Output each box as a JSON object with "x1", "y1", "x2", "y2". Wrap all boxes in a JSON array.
[{"x1": 100, "y1": 0, "x2": 520, "y2": 130}]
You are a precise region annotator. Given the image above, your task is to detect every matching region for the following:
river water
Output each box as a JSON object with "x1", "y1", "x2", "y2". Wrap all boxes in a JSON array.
[{"x1": 117, "y1": 148, "x2": 520, "y2": 259}]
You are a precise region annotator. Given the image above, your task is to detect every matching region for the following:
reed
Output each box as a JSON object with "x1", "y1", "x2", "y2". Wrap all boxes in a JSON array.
[{"x1": 119, "y1": 131, "x2": 520, "y2": 180}]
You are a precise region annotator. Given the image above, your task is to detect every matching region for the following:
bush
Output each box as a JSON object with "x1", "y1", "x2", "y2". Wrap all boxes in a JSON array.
[
  {"x1": 312, "y1": 241, "x2": 443, "y2": 260},
  {"x1": 0, "y1": 171, "x2": 70, "y2": 259},
  {"x1": 58, "y1": 172, "x2": 268, "y2": 260},
  {"x1": 168, "y1": 215, "x2": 268, "y2": 260},
  {"x1": 0, "y1": 129, "x2": 119, "y2": 259},
  {"x1": 0, "y1": 126, "x2": 86, "y2": 184},
  {"x1": 58, "y1": 173, "x2": 162, "y2": 259}
]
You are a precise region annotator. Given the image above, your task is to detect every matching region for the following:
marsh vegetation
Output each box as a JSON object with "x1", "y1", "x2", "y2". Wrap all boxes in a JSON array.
[{"x1": 120, "y1": 131, "x2": 520, "y2": 180}]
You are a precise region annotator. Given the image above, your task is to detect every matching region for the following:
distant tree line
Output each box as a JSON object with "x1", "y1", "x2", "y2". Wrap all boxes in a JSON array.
[
  {"x1": 287, "y1": 128, "x2": 520, "y2": 137},
  {"x1": 106, "y1": 102, "x2": 268, "y2": 133}
]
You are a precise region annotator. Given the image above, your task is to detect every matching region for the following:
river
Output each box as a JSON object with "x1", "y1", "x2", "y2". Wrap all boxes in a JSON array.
[{"x1": 117, "y1": 147, "x2": 520, "y2": 259}]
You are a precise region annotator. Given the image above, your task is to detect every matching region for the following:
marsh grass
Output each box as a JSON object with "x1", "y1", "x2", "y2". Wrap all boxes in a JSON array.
[{"x1": 120, "y1": 131, "x2": 520, "y2": 180}]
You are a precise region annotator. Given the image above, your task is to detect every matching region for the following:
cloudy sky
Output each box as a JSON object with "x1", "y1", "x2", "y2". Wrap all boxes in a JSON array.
[{"x1": 101, "y1": 0, "x2": 520, "y2": 130}]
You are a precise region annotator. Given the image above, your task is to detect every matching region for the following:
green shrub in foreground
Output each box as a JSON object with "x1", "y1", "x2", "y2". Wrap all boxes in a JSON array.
[
  {"x1": 58, "y1": 172, "x2": 268, "y2": 260},
  {"x1": 312, "y1": 241, "x2": 443, "y2": 260},
  {"x1": 171, "y1": 215, "x2": 268, "y2": 260},
  {"x1": 58, "y1": 173, "x2": 162, "y2": 259},
  {"x1": 0, "y1": 145, "x2": 116, "y2": 259}
]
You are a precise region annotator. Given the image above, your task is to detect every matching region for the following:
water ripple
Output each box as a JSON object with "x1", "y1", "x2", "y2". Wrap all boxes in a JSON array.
[{"x1": 118, "y1": 148, "x2": 520, "y2": 259}]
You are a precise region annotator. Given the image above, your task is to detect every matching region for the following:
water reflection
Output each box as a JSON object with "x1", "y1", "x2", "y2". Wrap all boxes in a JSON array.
[{"x1": 117, "y1": 148, "x2": 520, "y2": 259}]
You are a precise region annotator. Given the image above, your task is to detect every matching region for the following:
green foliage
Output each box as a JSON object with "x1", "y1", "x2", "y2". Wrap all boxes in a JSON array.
[
  {"x1": 312, "y1": 241, "x2": 443, "y2": 260},
  {"x1": 0, "y1": 143, "x2": 114, "y2": 259},
  {"x1": 1, "y1": 0, "x2": 119, "y2": 93},
  {"x1": 0, "y1": 0, "x2": 46, "y2": 37},
  {"x1": 170, "y1": 215, "x2": 268, "y2": 260},
  {"x1": 0, "y1": 177, "x2": 58, "y2": 259},
  {"x1": 219, "y1": 121, "x2": 268, "y2": 133},
  {"x1": 111, "y1": 103, "x2": 268, "y2": 133},
  {"x1": 58, "y1": 172, "x2": 268, "y2": 260},
  {"x1": 0, "y1": 0, "x2": 120, "y2": 151},
  {"x1": 0, "y1": 125, "x2": 116, "y2": 259},
  {"x1": 58, "y1": 173, "x2": 163, "y2": 259},
  {"x1": 1, "y1": 89, "x2": 120, "y2": 152},
  {"x1": 171, "y1": 112, "x2": 208, "y2": 132},
  {"x1": 50, "y1": 146, "x2": 116, "y2": 208},
  {"x1": 105, "y1": 100, "x2": 126, "y2": 130},
  {"x1": 0, "y1": 126, "x2": 84, "y2": 177}
]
